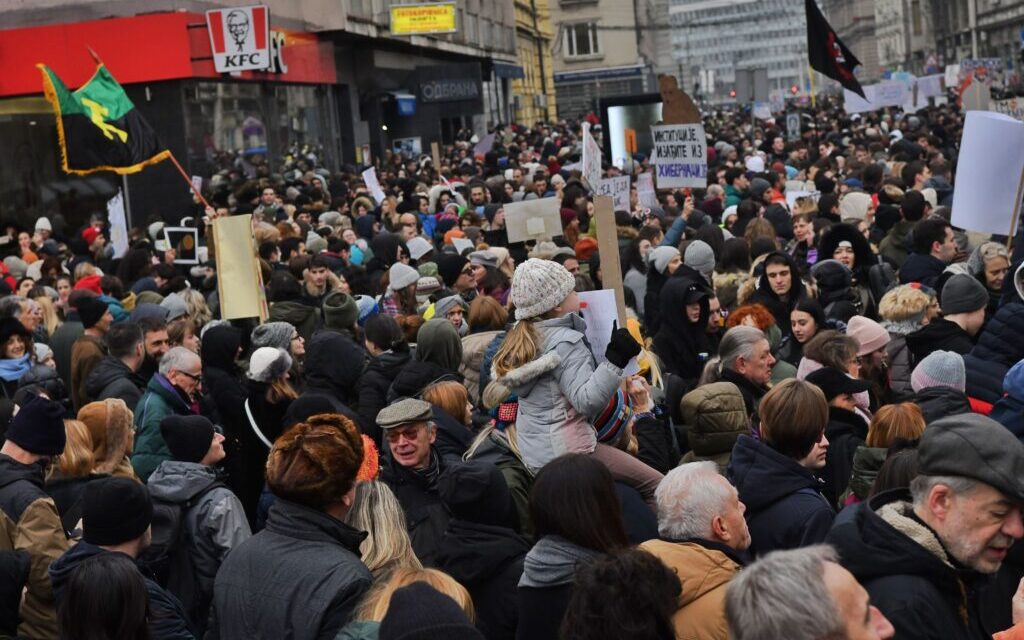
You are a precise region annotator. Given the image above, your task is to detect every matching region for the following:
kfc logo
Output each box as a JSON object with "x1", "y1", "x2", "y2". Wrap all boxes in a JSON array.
[{"x1": 206, "y1": 5, "x2": 270, "y2": 73}]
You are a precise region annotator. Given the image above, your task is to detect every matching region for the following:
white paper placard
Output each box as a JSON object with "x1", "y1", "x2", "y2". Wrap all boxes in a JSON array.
[
  {"x1": 951, "y1": 111, "x2": 1024, "y2": 235},
  {"x1": 362, "y1": 167, "x2": 387, "y2": 204},
  {"x1": 452, "y1": 237, "x2": 474, "y2": 255},
  {"x1": 582, "y1": 121, "x2": 603, "y2": 191},
  {"x1": 786, "y1": 190, "x2": 819, "y2": 210},
  {"x1": 107, "y1": 190, "x2": 129, "y2": 259},
  {"x1": 651, "y1": 123, "x2": 707, "y2": 190},
  {"x1": 504, "y1": 197, "x2": 562, "y2": 243},
  {"x1": 636, "y1": 171, "x2": 658, "y2": 208},
  {"x1": 597, "y1": 176, "x2": 630, "y2": 212}
]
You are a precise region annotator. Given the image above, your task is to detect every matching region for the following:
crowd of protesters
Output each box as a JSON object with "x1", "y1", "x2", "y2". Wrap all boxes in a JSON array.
[{"x1": 4, "y1": 96, "x2": 1024, "y2": 640}]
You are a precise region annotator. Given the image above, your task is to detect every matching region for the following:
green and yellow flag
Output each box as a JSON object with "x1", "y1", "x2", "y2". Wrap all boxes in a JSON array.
[{"x1": 38, "y1": 63, "x2": 170, "y2": 175}]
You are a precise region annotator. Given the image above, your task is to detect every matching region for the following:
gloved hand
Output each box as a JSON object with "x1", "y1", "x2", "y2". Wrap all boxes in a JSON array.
[{"x1": 605, "y1": 322, "x2": 641, "y2": 369}]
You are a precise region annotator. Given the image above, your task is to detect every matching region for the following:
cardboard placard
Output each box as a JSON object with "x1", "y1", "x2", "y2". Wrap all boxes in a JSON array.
[
  {"x1": 596, "y1": 176, "x2": 630, "y2": 212},
  {"x1": 214, "y1": 214, "x2": 268, "y2": 321},
  {"x1": 593, "y1": 195, "x2": 627, "y2": 324},
  {"x1": 504, "y1": 197, "x2": 562, "y2": 243},
  {"x1": 431, "y1": 141, "x2": 441, "y2": 171},
  {"x1": 951, "y1": 111, "x2": 1024, "y2": 236},
  {"x1": 163, "y1": 227, "x2": 199, "y2": 265},
  {"x1": 581, "y1": 121, "x2": 602, "y2": 191},
  {"x1": 657, "y1": 74, "x2": 701, "y2": 125},
  {"x1": 651, "y1": 123, "x2": 708, "y2": 190}
]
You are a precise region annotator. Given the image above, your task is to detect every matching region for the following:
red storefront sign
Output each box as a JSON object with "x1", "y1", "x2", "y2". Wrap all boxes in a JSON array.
[{"x1": 0, "y1": 11, "x2": 336, "y2": 97}]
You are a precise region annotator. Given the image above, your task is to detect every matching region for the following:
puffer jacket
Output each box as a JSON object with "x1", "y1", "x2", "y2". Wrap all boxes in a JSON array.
[
  {"x1": 147, "y1": 461, "x2": 252, "y2": 632},
  {"x1": 461, "y1": 330, "x2": 503, "y2": 406},
  {"x1": 966, "y1": 263, "x2": 1024, "y2": 410},
  {"x1": 991, "y1": 361, "x2": 1024, "y2": 439},
  {"x1": 678, "y1": 382, "x2": 749, "y2": 468},
  {"x1": 84, "y1": 355, "x2": 145, "y2": 410},
  {"x1": 881, "y1": 319, "x2": 922, "y2": 399},
  {"x1": 496, "y1": 314, "x2": 623, "y2": 472},
  {"x1": 0, "y1": 455, "x2": 70, "y2": 639},
  {"x1": 842, "y1": 445, "x2": 887, "y2": 504}
]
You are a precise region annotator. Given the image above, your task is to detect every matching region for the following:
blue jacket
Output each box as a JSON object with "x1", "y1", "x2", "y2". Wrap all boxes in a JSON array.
[
  {"x1": 898, "y1": 253, "x2": 946, "y2": 289},
  {"x1": 990, "y1": 360, "x2": 1024, "y2": 439},
  {"x1": 965, "y1": 302, "x2": 1024, "y2": 406}
]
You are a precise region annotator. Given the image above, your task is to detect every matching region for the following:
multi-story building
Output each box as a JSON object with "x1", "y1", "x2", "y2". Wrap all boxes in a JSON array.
[
  {"x1": 822, "y1": 0, "x2": 880, "y2": 81},
  {"x1": 875, "y1": 0, "x2": 937, "y2": 75},
  {"x1": 933, "y1": 0, "x2": 1024, "y2": 69},
  {"x1": 512, "y1": 0, "x2": 558, "y2": 122},
  {"x1": 549, "y1": 0, "x2": 658, "y2": 118}
]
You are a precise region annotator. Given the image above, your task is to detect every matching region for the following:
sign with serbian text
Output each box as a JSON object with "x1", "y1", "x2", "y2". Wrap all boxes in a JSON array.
[
  {"x1": 597, "y1": 176, "x2": 630, "y2": 212},
  {"x1": 206, "y1": 6, "x2": 271, "y2": 73},
  {"x1": 391, "y1": 2, "x2": 457, "y2": 36},
  {"x1": 651, "y1": 124, "x2": 707, "y2": 189}
]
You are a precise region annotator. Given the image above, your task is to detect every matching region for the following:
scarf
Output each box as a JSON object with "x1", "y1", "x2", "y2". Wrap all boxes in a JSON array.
[
  {"x1": 519, "y1": 535, "x2": 602, "y2": 588},
  {"x1": 0, "y1": 355, "x2": 31, "y2": 382}
]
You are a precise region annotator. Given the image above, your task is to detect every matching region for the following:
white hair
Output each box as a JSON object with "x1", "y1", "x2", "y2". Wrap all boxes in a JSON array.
[
  {"x1": 910, "y1": 475, "x2": 979, "y2": 508},
  {"x1": 159, "y1": 346, "x2": 200, "y2": 376},
  {"x1": 655, "y1": 461, "x2": 732, "y2": 540}
]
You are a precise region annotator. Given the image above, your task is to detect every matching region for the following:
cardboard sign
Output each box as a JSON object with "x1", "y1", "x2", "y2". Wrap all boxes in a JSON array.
[
  {"x1": 597, "y1": 176, "x2": 630, "y2": 212},
  {"x1": 951, "y1": 111, "x2": 1024, "y2": 236},
  {"x1": 107, "y1": 190, "x2": 129, "y2": 259},
  {"x1": 504, "y1": 197, "x2": 562, "y2": 243},
  {"x1": 651, "y1": 124, "x2": 708, "y2": 189},
  {"x1": 637, "y1": 171, "x2": 658, "y2": 207},
  {"x1": 581, "y1": 121, "x2": 602, "y2": 191},
  {"x1": 214, "y1": 214, "x2": 267, "y2": 321},
  {"x1": 362, "y1": 167, "x2": 386, "y2": 204},
  {"x1": 593, "y1": 195, "x2": 627, "y2": 324},
  {"x1": 163, "y1": 227, "x2": 200, "y2": 265},
  {"x1": 206, "y1": 5, "x2": 271, "y2": 73},
  {"x1": 431, "y1": 141, "x2": 441, "y2": 170}
]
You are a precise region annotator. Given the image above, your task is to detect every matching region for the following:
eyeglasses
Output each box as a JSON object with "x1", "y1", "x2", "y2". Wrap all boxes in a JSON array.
[
  {"x1": 385, "y1": 425, "x2": 425, "y2": 443},
  {"x1": 179, "y1": 370, "x2": 203, "y2": 384}
]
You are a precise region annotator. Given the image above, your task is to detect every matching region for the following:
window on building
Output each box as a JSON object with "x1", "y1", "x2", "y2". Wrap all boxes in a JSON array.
[
  {"x1": 911, "y1": 0, "x2": 922, "y2": 36},
  {"x1": 466, "y1": 13, "x2": 478, "y2": 43},
  {"x1": 564, "y1": 22, "x2": 600, "y2": 57}
]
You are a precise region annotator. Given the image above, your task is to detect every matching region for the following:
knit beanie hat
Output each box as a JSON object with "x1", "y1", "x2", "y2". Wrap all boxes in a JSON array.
[
  {"x1": 248, "y1": 347, "x2": 292, "y2": 382},
  {"x1": 3, "y1": 256, "x2": 27, "y2": 280},
  {"x1": 76, "y1": 295, "x2": 109, "y2": 329},
  {"x1": 436, "y1": 254, "x2": 469, "y2": 288},
  {"x1": 911, "y1": 350, "x2": 965, "y2": 393},
  {"x1": 82, "y1": 477, "x2": 153, "y2": 546},
  {"x1": 510, "y1": 258, "x2": 576, "y2": 320},
  {"x1": 389, "y1": 262, "x2": 420, "y2": 292},
  {"x1": 941, "y1": 274, "x2": 989, "y2": 316},
  {"x1": 417, "y1": 262, "x2": 440, "y2": 278},
  {"x1": 355, "y1": 294, "x2": 379, "y2": 326},
  {"x1": 432, "y1": 295, "x2": 466, "y2": 320},
  {"x1": 438, "y1": 460, "x2": 516, "y2": 529},
  {"x1": 251, "y1": 321, "x2": 295, "y2": 351},
  {"x1": 5, "y1": 396, "x2": 66, "y2": 455},
  {"x1": 160, "y1": 292, "x2": 189, "y2": 322},
  {"x1": 160, "y1": 414, "x2": 215, "y2": 463},
  {"x1": 469, "y1": 250, "x2": 499, "y2": 270},
  {"x1": 648, "y1": 246, "x2": 680, "y2": 275},
  {"x1": 684, "y1": 240, "x2": 716, "y2": 279},
  {"x1": 322, "y1": 291, "x2": 359, "y2": 331},
  {"x1": 306, "y1": 231, "x2": 328, "y2": 255},
  {"x1": 130, "y1": 302, "x2": 169, "y2": 323},
  {"x1": 846, "y1": 316, "x2": 890, "y2": 356},
  {"x1": 378, "y1": 582, "x2": 484, "y2": 640},
  {"x1": 838, "y1": 192, "x2": 873, "y2": 221},
  {"x1": 594, "y1": 389, "x2": 633, "y2": 444}
]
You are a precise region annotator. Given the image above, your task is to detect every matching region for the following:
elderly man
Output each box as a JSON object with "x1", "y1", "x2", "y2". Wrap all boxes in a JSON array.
[
  {"x1": 713, "y1": 326, "x2": 775, "y2": 428},
  {"x1": 131, "y1": 347, "x2": 204, "y2": 482},
  {"x1": 827, "y1": 414, "x2": 1024, "y2": 639},
  {"x1": 378, "y1": 397, "x2": 455, "y2": 567},
  {"x1": 641, "y1": 462, "x2": 750, "y2": 639},
  {"x1": 725, "y1": 545, "x2": 894, "y2": 640}
]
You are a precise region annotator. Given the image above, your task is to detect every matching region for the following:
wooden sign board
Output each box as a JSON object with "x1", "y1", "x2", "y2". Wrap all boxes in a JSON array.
[{"x1": 593, "y1": 195, "x2": 627, "y2": 324}]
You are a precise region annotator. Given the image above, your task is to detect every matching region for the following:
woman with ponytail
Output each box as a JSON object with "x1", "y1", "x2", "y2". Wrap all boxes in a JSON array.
[{"x1": 493, "y1": 258, "x2": 662, "y2": 508}]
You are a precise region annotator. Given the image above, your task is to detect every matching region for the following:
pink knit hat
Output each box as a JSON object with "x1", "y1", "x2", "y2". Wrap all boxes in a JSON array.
[{"x1": 846, "y1": 316, "x2": 890, "y2": 357}]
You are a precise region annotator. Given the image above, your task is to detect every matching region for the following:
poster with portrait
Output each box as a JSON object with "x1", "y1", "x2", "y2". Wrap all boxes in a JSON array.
[{"x1": 163, "y1": 227, "x2": 200, "y2": 265}]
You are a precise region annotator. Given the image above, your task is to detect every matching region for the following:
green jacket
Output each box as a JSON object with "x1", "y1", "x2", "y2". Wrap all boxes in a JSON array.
[
  {"x1": 878, "y1": 219, "x2": 915, "y2": 267},
  {"x1": 131, "y1": 374, "x2": 194, "y2": 482},
  {"x1": 724, "y1": 184, "x2": 744, "y2": 208}
]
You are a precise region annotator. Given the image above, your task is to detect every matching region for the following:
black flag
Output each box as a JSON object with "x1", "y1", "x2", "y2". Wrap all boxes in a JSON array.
[{"x1": 805, "y1": 0, "x2": 866, "y2": 99}]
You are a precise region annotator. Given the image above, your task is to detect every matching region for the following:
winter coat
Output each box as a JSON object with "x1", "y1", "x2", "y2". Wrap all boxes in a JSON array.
[
  {"x1": 842, "y1": 445, "x2": 887, "y2": 504},
  {"x1": 516, "y1": 536, "x2": 600, "y2": 640},
  {"x1": 991, "y1": 363, "x2": 1024, "y2": 439},
  {"x1": 132, "y1": 374, "x2": 196, "y2": 482},
  {"x1": 379, "y1": 450, "x2": 455, "y2": 568},
  {"x1": 267, "y1": 300, "x2": 320, "y2": 344},
  {"x1": 881, "y1": 320, "x2": 921, "y2": 399},
  {"x1": 827, "y1": 490, "x2": 996, "y2": 640},
  {"x1": 0, "y1": 549, "x2": 29, "y2": 638},
  {"x1": 208, "y1": 498, "x2": 372, "y2": 640},
  {"x1": 465, "y1": 433, "x2": 534, "y2": 540},
  {"x1": 727, "y1": 435, "x2": 834, "y2": 557},
  {"x1": 358, "y1": 350, "x2": 412, "y2": 442},
  {"x1": 460, "y1": 330, "x2": 502, "y2": 406},
  {"x1": 50, "y1": 317, "x2": 83, "y2": 401},
  {"x1": 84, "y1": 355, "x2": 145, "y2": 410},
  {"x1": 965, "y1": 302, "x2": 1024, "y2": 409},
  {"x1": 199, "y1": 326, "x2": 249, "y2": 507},
  {"x1": 0, "y1": 455, "x2": 70, "y2": 639},
  {"x1": 634, "y1": 413, "x2": 678, "y2": 475},
  {"x1": 436, "y1": 519, "x2": 528, "y2": 640},
  {"x1": 906, "y1": 318, "x2": 974, "y2": 364},
  {"x1": 879, "y1": 220, "x2": 915, "y2": 267},
  {"x1": 914, "y1": 386, "x2": 972, "y2": 425},
  {"x1": 496, "y1": 313, "x2": 623, "y2": 472},
  {"x1": 44, "y1": 471, "x2": 108, "y2": 536},
  {"x1": 821, "y1": 406, "x2": 868, "y2": 508},
  {"x1": 302, "y1": 331, "x2": 368, "y2": 434},
  {"x1": 652, "y1": 275, "x2": 713, "y2": 384},
  {"x1": 147, "y1": 461, "x2": 252, "y2": 632},
  {"x1": 720, "y1": 368, "x2": 768, "y2": 432},
  {"x1": 386, "y1": 359, "x2": 458, "y2": 403},
  {"x1": 49, "y1": 542, "x2": 195, "y2": 640},
  {"x1": 679, "y1": 382, "x2": 750, "y2": 468},
  {"x1": 747, "y1": 251, "x2": 807, "y2": 333},
  {"x1": 899, "y1": 253, "x2": 947, "y2": 289},
  {"x1": 70, "y1": 334, "x2": 106, "y2": 412},
  {"x1": 639, "y1": 538, "x2": 744, "y2": 640}
]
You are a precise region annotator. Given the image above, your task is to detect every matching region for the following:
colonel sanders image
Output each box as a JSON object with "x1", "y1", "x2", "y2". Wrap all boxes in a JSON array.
[{"x1": 227, "y1": 10, "x2": 250, "y2": 52}]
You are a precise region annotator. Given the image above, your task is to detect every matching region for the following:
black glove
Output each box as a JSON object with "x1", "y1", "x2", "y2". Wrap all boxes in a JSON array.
[{"x1": 605, "y1": 322, "x2": 641, "y2": 369}]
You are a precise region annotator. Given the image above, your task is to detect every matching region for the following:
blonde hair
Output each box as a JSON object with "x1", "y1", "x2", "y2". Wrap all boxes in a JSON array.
[
  {"x1": 866, "y1": 403, "x2": 925, "y2": 448},
  {"x1": 492, "y1": 320, "x2": 542, "y2": 377},
  {"x1": 356, "y1": 568, "x2": 474, "y2": 623},
  {"x1": 344, "y1": 481, "x2": 422, "y2": 581},
  {"x1": 465, "y1": 380, "x2": 525, "y2": 462},
  {"x1": 73, "y1": 262, "x2": 98, "y2": 283},
  {"x1": 179, "y1": 289, "x2": 213, "y2": 328},
  {"x1": 33, "y1": 295, "x2": 62, "y2": 337},
  {"x1": 57, "y1": 420, "x2": 95, "y2": 478}
]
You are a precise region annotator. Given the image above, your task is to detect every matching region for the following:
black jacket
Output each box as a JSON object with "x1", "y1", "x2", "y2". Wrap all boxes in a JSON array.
[
  {"x1": 652, "y1": 275, "x2": 713, "y2": 383},
  {"x1": 747, "y1": 251, "x2": 806, "y2": 333},
  {"x1": 380, "y1": 449, "x2": 455, "y2": 568},
  {"x1": 720, "y1": 369, "x2": 768, "y2": 431},
  {"x1": 0, "y1": 549, "x2": 29, "y2": 637},
  {"x1": 200, "y1": 326, "x2": 250, "y2": 513},
  {"x1": 49, "y1": 542, "x2": 195, "y2": 640},
  {"x1": 821, "y1": 406, "x2": 868, "y2": 509},
  {"x1": 966, "y1": 302, "x2": 1024, "y2": 407},
  {"x1": 827, "y1": 490, "x2": 995, "y2": 640},
  {"x1": 914, "y1": 386, "x2": 972, "y2": 425},
  {"x1": 209, "y1": 499, "x2": 372, "y2": 640},
  {"x1": 83, "y1": 356, "x2": 145, "y2": 410},
  {"x1": 386, "y1": 359, "x2": 460, "y2": 402},
  {"x1": 906, "y1": 318, "x2": 975, "y2": 364},
  {"x1": 727, "y1": 435, "x2": 834, "y2": 557},
  {"x1": 357, "y1": 350, "x2": 412, "y2": 443},
  {"x1": 899, "y1": 253, "x2": 947, "y2": 289}
]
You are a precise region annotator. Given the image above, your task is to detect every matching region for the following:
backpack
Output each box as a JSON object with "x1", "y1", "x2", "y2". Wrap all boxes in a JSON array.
[{"x1": 138, "y1": 481, "x2": 226, "y2": 590}]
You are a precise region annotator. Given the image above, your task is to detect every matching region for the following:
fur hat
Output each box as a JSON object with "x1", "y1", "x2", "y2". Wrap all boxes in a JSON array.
[{"x1": 77, "y1": 399, "x2": 134, "y2": 476}]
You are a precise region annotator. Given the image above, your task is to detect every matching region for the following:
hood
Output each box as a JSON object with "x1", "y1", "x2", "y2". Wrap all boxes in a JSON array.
[
  {"x1": 496, "y1": 351, "x2": 561, "y2": 395},
  {"x1": 415, "y1": 319, "x2": 463, "y2": 372},
  {"x1": 389, "y1": 359, "x2": 458, "y2": 401},
  {"x1": 818, "y1": 223, "x2": 874, "y2": 277},
  {"x1": 519, "y1": 535, "x2": 600, "y2": 588},
  {"x1": 304, "y1": 332, "x2": 366, "y2": 396},
  {"x1": 84, "y1": 356, "x2": 138, "y2": 398},
  {"x1": 0, "y1": 455, "x2": 44, "y2": 493},
  {"x1": 366, "y1": 350, "x2": 412, "y2": 378},
  {"x1": 726, "y1": 435, "x2": 820, "y2": 515},
  {"x1": 200, "y1": 325, "x2": 243, "y2": 373},
  {"x1": 847, "y1": 446, "x2": 887, "y2": 500},
  {"x1": 147, "y1": 460, "x2": 219, "y2": 503},
  {"x1": 268, "y1": 300, "x2": 317, "y2": 324},
  {"x1": 48, "y1": 541, "x2": 107, "y2": 603},
  {"x1": 436, "y1": 520, "x2": 529, "y2": 586}
]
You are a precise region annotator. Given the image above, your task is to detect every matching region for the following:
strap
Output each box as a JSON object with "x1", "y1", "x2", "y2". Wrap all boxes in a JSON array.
[{"x1": 244, "y1": 399, "x2": 273, "y2": 449}]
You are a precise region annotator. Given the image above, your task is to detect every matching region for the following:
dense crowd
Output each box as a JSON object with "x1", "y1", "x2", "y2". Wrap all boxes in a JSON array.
[{"x1": 3, "y1": 100, "x2": 1024, "y2": 640}]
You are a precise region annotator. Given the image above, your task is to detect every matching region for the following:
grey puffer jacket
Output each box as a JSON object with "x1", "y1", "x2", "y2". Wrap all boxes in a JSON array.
[
  {"x1": 497, "y1": 314, "x2": 624, "y2": 472},
  {"x1": 147, "y1": 461, "x2": 251, "y2": 630},
  {"x1": 881, "y1": 319, "x2": 922, "y2": 399}
]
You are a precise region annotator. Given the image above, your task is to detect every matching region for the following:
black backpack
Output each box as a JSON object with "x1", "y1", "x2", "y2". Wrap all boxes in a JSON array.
[{"x1": 139, "y1": 481, "x2": 225, "y2": 589}]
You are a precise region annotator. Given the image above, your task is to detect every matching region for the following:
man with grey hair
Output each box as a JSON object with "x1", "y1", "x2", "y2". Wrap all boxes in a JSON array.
[
  {"x1": 701, "y1": 326, "x2": 774, "y2": 429},
  {"x1": 131, "y1": 346, "x2": 204, "y2": 481},
  {"x1": 726, "y1": 545, "x2": 894, "y2": 640},
  {"x1": 640, "y1": 462, "x2": 750, "y2": 639},
  {"x1": 827, "y1": 413, "x2": 1024, "y2": 639}
]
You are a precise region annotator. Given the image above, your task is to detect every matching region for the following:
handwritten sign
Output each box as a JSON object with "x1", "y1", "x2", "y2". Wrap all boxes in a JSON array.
[
  {"x1": 582, "y1": 121, "x2": 602, "y2": 191},
  {"x1": 651, "y1": 123, "x2": 707, "y2": 190},
  {"x1": 597, "y1": 176, "x2": 630, "y2": 212},
  {"x1": 504, "y1": 197, "x2": 562, "y2": 243},
  {"x1": 993, "y1": 98, "x2": 1024, "y2": 121},
  {"x1": 637, "y1": 171, "x2": 658, "y2": 207}
]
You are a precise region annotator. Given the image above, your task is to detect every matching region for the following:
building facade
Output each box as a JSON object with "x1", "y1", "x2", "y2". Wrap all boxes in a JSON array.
[
  {"x1": 875, "y1": 0, "x2": 937, "y2": 75},
  {"x1": 822, "y1": 0, "x2": 881, "y2": 81},
  {"x1": 512, "y1": 0, "x2": 558, "y2": 122}
]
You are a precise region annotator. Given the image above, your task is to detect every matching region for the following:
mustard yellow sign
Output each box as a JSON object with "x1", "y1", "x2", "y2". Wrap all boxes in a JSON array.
[{"x1": 390, "y1": 2, "x2": 457, "y2": 36}]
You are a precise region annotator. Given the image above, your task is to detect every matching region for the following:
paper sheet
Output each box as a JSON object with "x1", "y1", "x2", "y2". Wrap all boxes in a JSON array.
[
  {"x1": 951, "y1": 111, "x2": 1024, "y2": 235},
  {"x1": 504, "y1": 197, "x2": 562, "y2": 242}
]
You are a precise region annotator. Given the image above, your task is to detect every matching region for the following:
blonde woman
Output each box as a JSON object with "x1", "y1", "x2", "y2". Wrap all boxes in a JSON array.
[
  {"x1": 179, "y1": 288, "x2": 213, "y2": 329},
  {"x1": 344, "y1": 567, "x2": 474, "y2": 638},
  {"x1": 44, "y1": 420, "x2": 96, "y2": 534},
  {"x1": 32, "y1": 294, "x2": 62, "y2": 338},
  {"x1": 344, "y1": 480, "x2": 421, "y2": 582}
]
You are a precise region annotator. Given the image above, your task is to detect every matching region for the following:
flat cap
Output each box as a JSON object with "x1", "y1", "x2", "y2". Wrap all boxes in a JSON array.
[
  {"x1": 919, "y1": 414, "x2": 1024, "y2": 502},
  {"x1": 377, "y1": 397, "x2": 433, "y2": 430}
]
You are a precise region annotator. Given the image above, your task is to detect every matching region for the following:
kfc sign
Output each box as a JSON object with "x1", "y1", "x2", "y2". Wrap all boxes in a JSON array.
[{"x1": 206, "y1": 5, "x2": 271, "y2": 73}]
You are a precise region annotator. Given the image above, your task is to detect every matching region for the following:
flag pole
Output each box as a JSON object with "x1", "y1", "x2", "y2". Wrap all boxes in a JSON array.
[
  {"x1": 167, "y1": 152, "x2": 212, "y2": 209},
  {"x1": 808, "y1": 63, "x2": 816, "y2": 109}
]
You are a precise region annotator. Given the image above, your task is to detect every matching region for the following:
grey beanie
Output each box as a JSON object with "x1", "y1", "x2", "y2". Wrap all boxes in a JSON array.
[
  {"x1": 251, "y1": 321, "x2": 295, "y2": 350},
  {"x1": 510, "y1": 258, "x2": 576, "y2": 320},
  {"x1": 434, "y1": 295, "x2": 466, "y2": 319},
  {"x1": 940, "y1": 274, "x2": 988, "y2": 316},
  {"x1": 306, "y1": 231, "x2": 327, "y2": 255},
  {"x1": 389, "y1": 262, "x2": 421, "y2": 292},
  {"x1": 3, "y1": 256, "x2": 28, "y2": 280},
  {"x1": 684, "y1": 240, "x2": 716, "y2": 278},
  {"x1": 911, "y1": 350, "x2": 965, "y2": 393},
  {"x1": 160, "y1": 292, "x2": 189, "y2": 322},
  {"x1": 648, "y1": 246, "x2": 680, "y2": 275}
]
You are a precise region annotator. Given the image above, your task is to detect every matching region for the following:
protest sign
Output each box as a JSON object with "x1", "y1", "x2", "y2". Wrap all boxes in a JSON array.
[
  {"x1": 107, "y1": 190, "x2": 129, "y2": 259},
  {"x1": 651, "y1": 123, "x2": 707, "y2": 190},
  {"x1": 190, "y1": 175, "x2": 203, "y2": 194},
  {"x1": 951, "y1": 111, "x2": 1024, "y2": 236},
  {"x1": 752, "y1": 102, "x2": 772, "y2": 120},
  {"x1": 993, "y1": 98, "x2": 1024, "y2": 121},
  {"x1": 452, "y1": 237, "x2": 474, "y2": 255},
  {"x1": 637, "y1": 171, "x2": 658, "y2": 207},
  {"x1": 577, "y1": 288, "x2": 639, "y2": 375},
  {"x1": 431, "y1": 141, "x2": 441, "y2": 170},
  {"x1": 504, "y1": 197, "x2": 562, "y2": 243},
  {"x1": 786, "y1": 190, "x2": 819, "y2": 210},
  {"x1": 593, "y1": 195, "x2": 627, "y2": 324},
  {"x1": 597, "y1": 176, "x2": 630, "y2": 212},
  {"x1": 769, "y1": 90, "x2": 785, "y2": 114},
  {"x1": 163, "y1": 227, "x2": 199, "y2": 265},
  {"x1": 962, "y1": 81, "x2": 992, "y2": 112},
  {"x1": 582, "y1": 121, "x2": 602, "y2": 191},
  {"x1": 214, "y1": 214, "x2": 267, "y2": 321},
  {"x1": 843, "y1": 81, "x2": 910, "y2": 114},
  {"x1": 361, "y1": 167, "x2": 387, "y2": 204}
]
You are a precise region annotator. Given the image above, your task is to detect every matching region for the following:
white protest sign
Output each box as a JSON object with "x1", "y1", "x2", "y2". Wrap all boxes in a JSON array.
[
  {"x1": 106, "y1": 190, "x2": 129, "y2": 259},
  {"x1": 581, "y1": 121, "x2": 602, "y2": 191},
  {"x1": 651, "y1": 123, "x2": 707, "y2": 190},
  {"x1": 504, "y1": 197, "x2": 562, "y2": 243},
  {"x1": 362, "y1": 167, "x2": 386, "y2": 204},
  {"x1": 993, "y1": 98, "x2": 1024, "y2": 121},
  {"x1": 597, "y1": 176, "x2": 630, "y2": 212},
  {"x1": 752, "y1": 102, "x2": 772, "y2": 120},
  {"x1": 917, "y1": 74, "x2": 944, "y2": 98},
  {"x1": 769, "y1": 90, "x2": 785, "y2": 114},
  {"x1": 578, "y1": 288, "x2": 639, "y2": 374},
  {"x1": 452, "y1": 237, "x2": 474, "y2": 255},
  {"x1": 190, "y1": 175, "x2": 203, "y2": 194},
  {"x1": 951, "y1": 111, "x2": 1024, "y2": 235},
  {"x1": 843, "y1": 81, "x2": 910, "y2": 114},
  {"x1": 636, "y1": 171, "x2": 658, "y2": 208},
  {"x1": 205, "y1": 5, "x2": 271, "y2": 73},
  {"x1": 786, "y1": 190, "x2": 819, "y2": 210}
]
